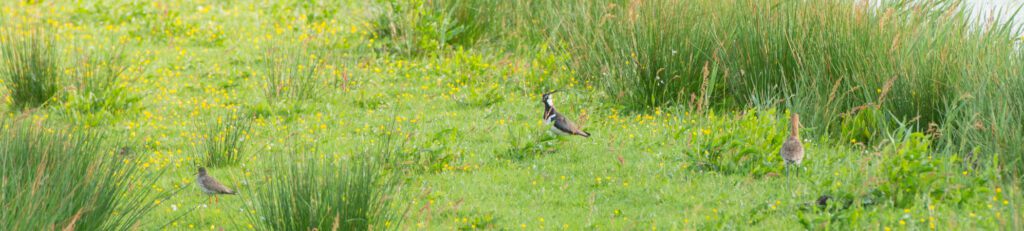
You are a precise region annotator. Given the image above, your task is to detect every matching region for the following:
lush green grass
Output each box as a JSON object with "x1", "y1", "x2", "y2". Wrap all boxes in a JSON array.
[
  {"x1": 0, "y1": 118, "x2": 168, "y2": 230},
  {"x1": 1, "y1": 0, "x2": 1022, "y2": 230},
  {"x1": 0, "y1": 28, "x2": 62, "y2": 110},
  {"x1": 420, "y1": 0, "x2": 1024, "y2": 180}
]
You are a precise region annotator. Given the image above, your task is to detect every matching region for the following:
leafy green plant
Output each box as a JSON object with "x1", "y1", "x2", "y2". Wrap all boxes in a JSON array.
[
  {"x1": 877, "y1": 127, "x2": 943, "y2": 207},
  {"x1": 397, "y1": 128, "x2": 460, "y2": 173},
  {"x1": 681, "y1": 109, "x2": 786, "y2": 176},
  {"x1": 371, "y1": 0, "x2": 489, "y2": 55},
  {"x1": 57, "y1": 46, "x2": 142, "y2": 124},
  {"x1": 452, "y1": 211, "x2": 498, "y2": 230},
  {"x1": 0, "y1": 28, "x2": 62, "y2": 110},
  {"x1": 454, "y1": 85, "x2": 504, "y2": 108},
  {"x1": 191, "y1": 110, "x2": 253, "y2": 167},
  {"x1": 290, "y1": 0, "x2": 346, "y2": 23},
  {"x1": 840, "y1": 107, "x2": 886, "y2": 145},
  {"x1": 246, "y1": 134, "x2": 404, "y2": 230},
  {"x1": 0, "y1": 118, "x2": 167, "y2": 230},
  {"x1": 501, "y1": 119, "x2": 558, "y2": 161}
]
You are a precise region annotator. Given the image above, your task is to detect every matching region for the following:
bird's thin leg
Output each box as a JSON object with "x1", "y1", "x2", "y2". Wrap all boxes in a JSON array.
[
  {"x1": 215, "y1": 195, "x2": 219, "y2": 204},
  {"x1": 785, "y1": 164, "x2": 791, "y2": 187},
  {"x1": 208, "y1": 196, "x2": 212, "y2": 204}
]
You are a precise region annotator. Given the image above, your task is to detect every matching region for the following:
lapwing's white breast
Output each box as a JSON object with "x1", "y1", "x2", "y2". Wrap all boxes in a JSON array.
[{"x1": 550, "y1": 125, "x2": 570, "y2": 135}]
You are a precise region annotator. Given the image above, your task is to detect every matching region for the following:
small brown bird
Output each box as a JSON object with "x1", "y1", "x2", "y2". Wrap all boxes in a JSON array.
[
  {"x1": 196, "y1": 167, "x2": 235, "y2": 203},
  {"x1": 118, "y1": 146, "x2": 132, "y2": 157},
  {"x1": 780, "y1": 112, "x2": 804, "y2": 176},
  {"x1": 542, "y1": 90, "x2": 591, "y2": 137}
]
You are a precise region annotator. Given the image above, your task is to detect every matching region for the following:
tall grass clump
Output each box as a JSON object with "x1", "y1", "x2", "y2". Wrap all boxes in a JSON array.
[
  {"x1": 0, "y1": 29, "x2": 62, "y2": 110},
  {"x1": 190, "y1": 110, "x2": 253, "y2": 167},
  {"x1": 0, "y1": 118, "x2": 166, "y2": 230},
  {"x1": 940, "y1": 67, "x2": 1024, "y2": 177},
  {"x1": 562, "y1": 0, "x2": 1021, "y2": 118},
  {"x1": 561, "y1": 0, "x2": 730, "y2": 111},
  {"x1": 259, "y1": 40, "x2": 333, "y2": 102},
  {"x1": 246, "y1": 136, "x2": 403, "y2": 230}
]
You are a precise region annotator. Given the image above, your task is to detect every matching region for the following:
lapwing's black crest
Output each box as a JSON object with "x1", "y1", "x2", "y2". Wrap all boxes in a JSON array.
[{"x1": 542, "y1": 91, "x2": 591, "y2": 137}]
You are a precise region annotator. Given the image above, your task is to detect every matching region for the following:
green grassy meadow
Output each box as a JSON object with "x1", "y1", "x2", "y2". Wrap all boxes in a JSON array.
[{"x1": 2, "y1": 0, "x2": 1024, "y2": 230}]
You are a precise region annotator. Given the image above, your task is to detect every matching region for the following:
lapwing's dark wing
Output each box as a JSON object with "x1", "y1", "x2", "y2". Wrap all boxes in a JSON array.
[
  {"x1": 553, "y1": 115, "x2": 591, "y2": 137},
  {"x1": 202, "y1": 176, "x2": 235, "y2": 194}
]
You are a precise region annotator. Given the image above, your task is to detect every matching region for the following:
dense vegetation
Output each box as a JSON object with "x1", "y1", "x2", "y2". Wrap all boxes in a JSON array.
[{"x1": 1, "y1": 0, "x2": 1021, "y2": 229}]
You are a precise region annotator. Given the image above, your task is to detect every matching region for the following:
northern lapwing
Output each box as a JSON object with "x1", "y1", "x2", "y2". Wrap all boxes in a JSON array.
[
  {"x1": 196, "y1": 167, "x2": 235, "y2": 203},
  {"x1": 779, "y1": 112, "x2": 804, "y2": 176},
  {"x1": 542, "y1": 90, "x2": 591, "y2": 137}
]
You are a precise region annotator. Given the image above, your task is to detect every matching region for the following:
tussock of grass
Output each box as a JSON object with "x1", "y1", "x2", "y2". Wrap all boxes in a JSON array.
[
  {"x1": 259, "y1": 40, "x2": 335, "y2": 102},
  {"x1": 246, "y1": 136, "x2": 404, "y2": 230},
  {"x1": 0, "y1": 118, "x2": 167, "y2": 230},
  {"x1": 191, "y1": 109, "x2": 254, "y2": 167},
  {"x1": 0, "y1": 28, "x2": 62, "y2": 110}
]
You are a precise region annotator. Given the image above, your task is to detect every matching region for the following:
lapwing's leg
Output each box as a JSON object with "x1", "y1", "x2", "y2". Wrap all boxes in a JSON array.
[
  {"x1": 215, "y1": 195, "x2": 219, "y2": 204},
  {"x1": 208, "y1": 195, "x2": 212, "y2": 204}
]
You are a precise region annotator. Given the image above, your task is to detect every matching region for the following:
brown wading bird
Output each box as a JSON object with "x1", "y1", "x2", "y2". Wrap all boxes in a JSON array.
[
  {"x1": 780, "y1": 112, "x2": 805, "y2": 176},
  {"x1": 542, "y1": 90, "x2": 591, "y2": 137},
  {"x1": 196, "y1": 167, "x2": 235, "y2": 203}
]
